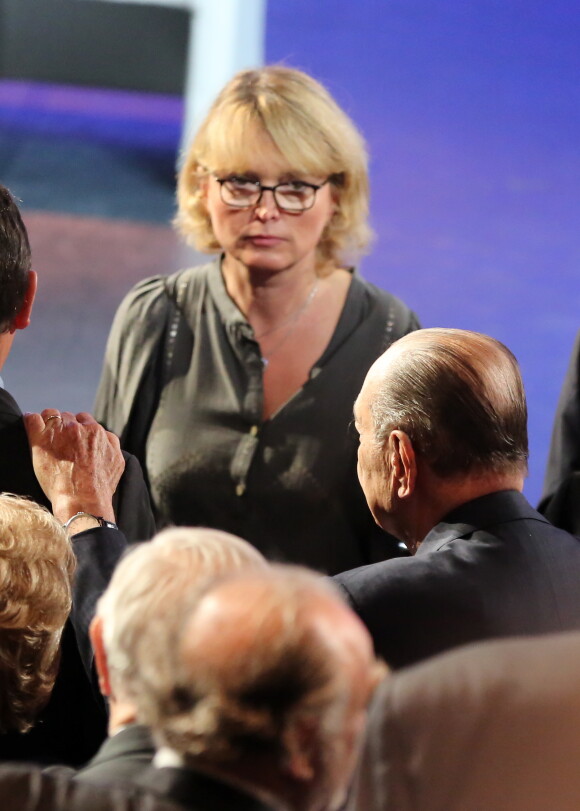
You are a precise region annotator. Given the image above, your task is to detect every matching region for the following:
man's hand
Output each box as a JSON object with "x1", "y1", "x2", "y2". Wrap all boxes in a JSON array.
[{"x1": 24, "y1": 410, "x2": 125, "y2": 525}]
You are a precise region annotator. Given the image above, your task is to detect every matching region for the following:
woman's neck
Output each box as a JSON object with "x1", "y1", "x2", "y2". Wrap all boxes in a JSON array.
[{"x1": 221, "y1": 254, "x2": 326, "y2": 332}]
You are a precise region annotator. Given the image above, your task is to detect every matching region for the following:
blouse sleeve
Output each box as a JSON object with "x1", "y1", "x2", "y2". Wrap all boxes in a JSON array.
[{"x1": 94, "y1": 275, "x2": 170, "y2": 444}]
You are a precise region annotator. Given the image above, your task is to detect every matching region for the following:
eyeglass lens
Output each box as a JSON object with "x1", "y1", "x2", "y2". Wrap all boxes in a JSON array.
[{"x1": 220, "y1": 178, "x2": 318, "y2": 212}]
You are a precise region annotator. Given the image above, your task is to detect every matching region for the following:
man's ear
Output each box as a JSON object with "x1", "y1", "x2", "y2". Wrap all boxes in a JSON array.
[
  {"x1": 283, "y1": 719, "x2": 317, "y2": 782},
  {"x1": 389, "y1": 430, "x2": 417, "y2": 499},
  {"x1": 11, "y1": 270, "x2": 37, "y2": 332},
  {"x1": 90, "y1": 615, "x2": 112, "y2": 698}
]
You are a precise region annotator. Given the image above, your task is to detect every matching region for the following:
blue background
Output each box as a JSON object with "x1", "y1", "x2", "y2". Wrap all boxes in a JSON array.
[{"x1": 266, "y1": 0, "x2": 580, "y2": 503}]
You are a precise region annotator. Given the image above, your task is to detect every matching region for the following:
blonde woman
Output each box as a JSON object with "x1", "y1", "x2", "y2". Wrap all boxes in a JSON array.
[{"x1": 95, "y1": 66, "x2": 419, "y2": 573}]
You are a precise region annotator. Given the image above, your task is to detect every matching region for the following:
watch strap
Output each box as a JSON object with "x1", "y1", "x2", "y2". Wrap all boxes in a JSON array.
[{"x1": 62, "y1": 511, "x2": 118, "y2": 532}]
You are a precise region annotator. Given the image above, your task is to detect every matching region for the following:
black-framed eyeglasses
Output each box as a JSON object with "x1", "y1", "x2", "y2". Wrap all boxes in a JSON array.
[{"x1": 214, "y1": 175, "x2": 330, "y2": 213}]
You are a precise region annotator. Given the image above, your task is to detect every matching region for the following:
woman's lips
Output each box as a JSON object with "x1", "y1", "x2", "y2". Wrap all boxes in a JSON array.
[{"x1": 244, "y1": 235, "x2": 285, "y2": 246}]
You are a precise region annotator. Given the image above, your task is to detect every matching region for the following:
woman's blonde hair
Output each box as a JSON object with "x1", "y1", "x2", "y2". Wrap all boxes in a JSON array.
[
  {"x1": 0, "y1": 494, "x2": 75, "y2": 733},
  {"x1": 175, "y1": 66, "x2": 373, "y2": 269}
]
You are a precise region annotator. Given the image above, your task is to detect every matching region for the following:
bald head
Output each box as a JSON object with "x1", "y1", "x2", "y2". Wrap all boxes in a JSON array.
[
  {"x1": 135, "y1": 565, "x2": 384, "y2": 811},
  {"x1": 359, "y1": 328, "x2": 528, "y2": 479},
  {"x1": 180, "y1": 569, "x2": 378, "y2": 731}
]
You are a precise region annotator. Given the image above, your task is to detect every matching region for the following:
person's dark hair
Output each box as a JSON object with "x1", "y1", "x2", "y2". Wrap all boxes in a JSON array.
[
  {"x1": 370, "y1": 328, "x2": 529, "y2": 478},
  {"x1": 0, "y1": 185, "x2": 31, "y2": 333}
]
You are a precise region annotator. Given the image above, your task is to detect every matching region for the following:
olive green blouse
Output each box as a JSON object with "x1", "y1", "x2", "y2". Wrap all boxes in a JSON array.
[{"x1": 95, "y1": 259, "x2": 419, "y2": 574}]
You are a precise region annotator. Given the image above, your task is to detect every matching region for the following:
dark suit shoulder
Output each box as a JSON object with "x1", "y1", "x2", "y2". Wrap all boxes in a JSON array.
[
  {"x1": 335, "y1": 552, "x2": 485, "y2": 667},
  {"x1": 0, "y1": 763, "x2": 183, "y2": 811},
  {"x1": 0, "y1": 388, "x2": 49, "y2": 507},
  {"x1": 75, "y1": 725, "x2": 155, "y2": 788},
  {"x1": 334, "y1": 497, "x2": 580, "y2": 669},
  {"x1": 137, "y1": 765, "x2": 277, "y2": 811},
  {"x1": 335, "y1": 550, "x2": 474, "y2": 615}
]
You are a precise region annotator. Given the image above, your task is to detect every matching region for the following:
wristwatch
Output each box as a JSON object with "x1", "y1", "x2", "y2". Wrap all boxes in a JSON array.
[{"x1": 62, "y1": 512, "x2": 118, "y2": 532}]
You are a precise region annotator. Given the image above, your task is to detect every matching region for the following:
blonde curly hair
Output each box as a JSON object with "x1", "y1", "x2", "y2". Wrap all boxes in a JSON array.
[
  {"x1": 0, "y1": 494, "x2": 75, "y2": 733},
  {"x1": 175, "y1": 66, "x2": 373, "y2": 270}
]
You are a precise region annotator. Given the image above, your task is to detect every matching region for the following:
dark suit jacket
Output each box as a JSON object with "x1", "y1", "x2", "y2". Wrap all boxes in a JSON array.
[
  {"x1": 75, "y1": 725, "x2": 155, "y2": 787},
  {"x1": 137, "y1": 765, "x2": 277, "y2": 811},
  {"x1": 334, "y1": 490, "x2": 580, "y2": 668},
  {"x1": 541, "y1": 328, "x2": 580, "y2": 504},
  {"x1": 349, "y1": 631, "x2": 580, "y2": 811},
  {"x1": 0, "y1": 386, "x2": 155, "y2": 766},
  {"x1": 0, "y1": 763, "x2": 183, "y2": 811}
]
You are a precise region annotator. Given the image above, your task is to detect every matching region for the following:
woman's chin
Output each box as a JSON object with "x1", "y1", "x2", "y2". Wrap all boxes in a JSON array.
[{"x1": 233, "y1": 247, "x2": 295, "y2": 274}]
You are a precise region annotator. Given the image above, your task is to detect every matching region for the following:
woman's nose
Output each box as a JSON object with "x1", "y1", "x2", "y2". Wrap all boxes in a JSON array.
[{"x1": 254, "y1": 189, "x2": 281, "y2": 221}]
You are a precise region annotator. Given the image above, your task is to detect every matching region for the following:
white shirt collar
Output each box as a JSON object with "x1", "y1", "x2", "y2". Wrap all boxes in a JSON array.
[{"x1": 153, "y1": 746, "x2": 186, "y2": 769}]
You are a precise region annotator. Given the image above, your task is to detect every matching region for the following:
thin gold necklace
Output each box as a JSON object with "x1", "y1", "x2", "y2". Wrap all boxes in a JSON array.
[{"x1": 259, "y1": 280, "x2": 320, "y2": 367}]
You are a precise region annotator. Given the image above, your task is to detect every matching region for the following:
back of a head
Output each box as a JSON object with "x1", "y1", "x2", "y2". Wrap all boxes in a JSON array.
[
  {"x1": 136, "y1": 565, "x2": 381, "y2": 772},
  {"x1": 0, "y1": 185, "x2": 31, "y2": 333},
  {"x1": 97, "y1": 527, "x2": 267, "y2": 703},
  {"x1": 369, "y1": 328, "x2": 529, "y2": 478},
  {"x1": 0, "y1": 494, "x2": 75, "y2": 733}
]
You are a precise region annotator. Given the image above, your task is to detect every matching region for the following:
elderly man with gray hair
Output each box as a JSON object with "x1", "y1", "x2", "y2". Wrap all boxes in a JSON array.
[
  {"x1": 130, "y1": 564, "x2": 385, "y2": 811},
  {"x1": 335, "y1": 327, "x2": 580, "y2": 669},
  {"x1": 74, "y1": 526, "x2": 267, "y2": 787}
]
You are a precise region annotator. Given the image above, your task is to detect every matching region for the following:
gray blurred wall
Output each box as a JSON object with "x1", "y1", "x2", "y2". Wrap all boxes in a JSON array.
[{"x1": 0, "y1": 0, "x2": 189, "y2": 94}]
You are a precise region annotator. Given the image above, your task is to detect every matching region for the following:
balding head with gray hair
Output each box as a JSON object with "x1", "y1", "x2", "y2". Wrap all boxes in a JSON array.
[
  {"x1": 133, "y1": 564, "x2": 385, "y2": 811},
  {"x1": 366, "y1": 328, "x2": 528, "y2": 478},
  {"x1": 93, "y1": 527, "x2": 267, "y2": 706},
  {"x1": 354, "y1": 328, "x2": 529, "y2": 547}
]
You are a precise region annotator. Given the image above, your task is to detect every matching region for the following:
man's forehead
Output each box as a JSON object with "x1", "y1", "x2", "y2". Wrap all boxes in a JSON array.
[
  {"x1": 355, "y1": 356, "x2": 390, "y2": 414},
  {"x1": 353, "y1": 380, "x2": 374, "y2": 426},
  {"x1": 353, "y1": 390, "x2": 370, "y2": 425}
]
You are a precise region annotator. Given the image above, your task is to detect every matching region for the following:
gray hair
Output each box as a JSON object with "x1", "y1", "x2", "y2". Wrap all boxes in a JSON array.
[
  {"x1": 97, "y1": 527, "x2": 267, "y2": 702},
  {"x1": 369, "y1": 328, "x2": 529, "y2": 478},
  {"x1": 135, "y1": 565, "x2": 384, "y2": 766}
]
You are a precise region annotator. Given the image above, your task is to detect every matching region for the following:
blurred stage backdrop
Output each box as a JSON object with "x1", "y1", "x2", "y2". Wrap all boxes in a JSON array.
[{"x1": 0, "y1": 0, "x2": 579, "y2": 505}]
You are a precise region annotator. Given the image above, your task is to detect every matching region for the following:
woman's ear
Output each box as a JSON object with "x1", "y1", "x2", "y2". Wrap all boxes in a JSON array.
[
  {"x1": 198, "y1": 173, "x2": 211, "y2": 204},
  {"x1": 11, "y1": 270, "x2": 37, "y2": 332}
]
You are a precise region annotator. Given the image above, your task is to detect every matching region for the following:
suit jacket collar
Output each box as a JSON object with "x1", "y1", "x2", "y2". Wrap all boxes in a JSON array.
[
  {"x1": 0, "y1": 386, "x2": 50, "y2": 509},
  {"x1": 0, "y1": 386, "x2": 22, "y2": 420},
  {"x1": 419, "y1": 490, "x2": 550, "y2": 553},
  {"x1": 138, "y1": 764, "x2": 277, "y2": 811},
  {"x1": 84, "y1": 724, "x2": 154, "y2": 768}
]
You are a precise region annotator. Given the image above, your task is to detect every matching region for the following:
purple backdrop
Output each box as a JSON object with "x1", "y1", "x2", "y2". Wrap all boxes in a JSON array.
[{"x1": 267, "y1": 0, "x2": 580, "y2": 503}]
